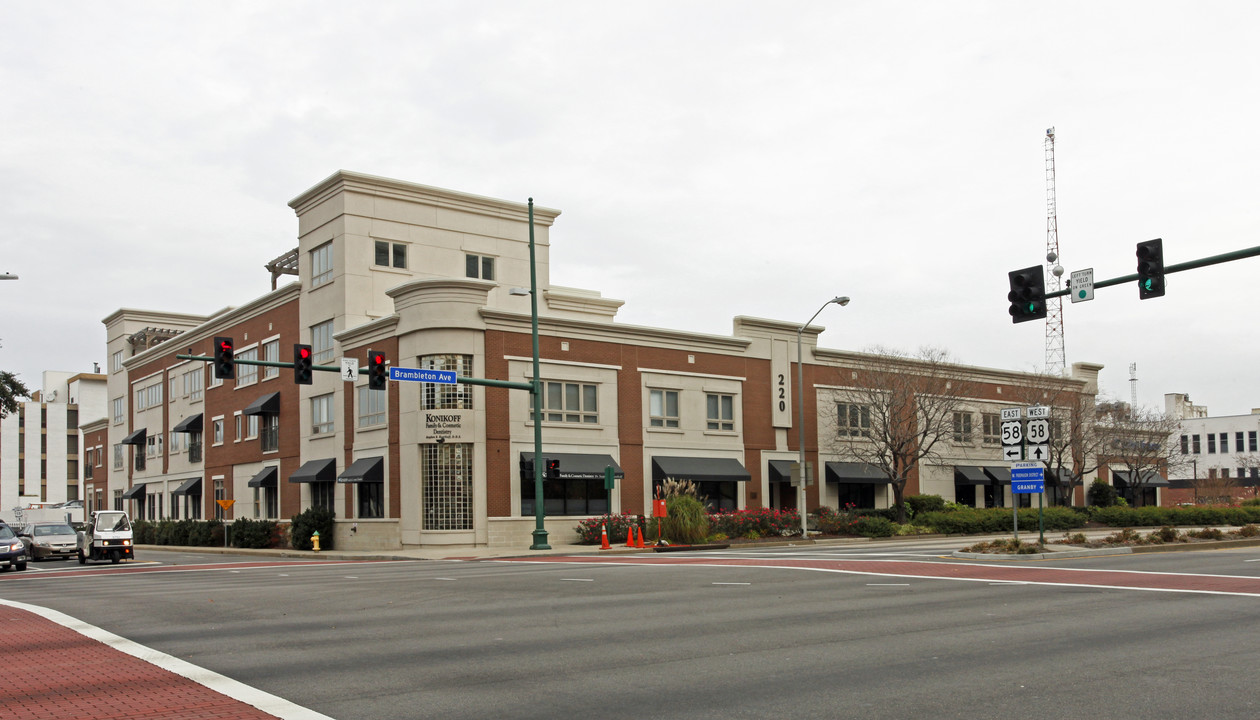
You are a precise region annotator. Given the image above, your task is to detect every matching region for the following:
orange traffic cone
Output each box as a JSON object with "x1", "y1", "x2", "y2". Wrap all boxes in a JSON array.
[
  {"x1": 625, "y1": 527, "x2": 635, "y2": 547},
  {"x1": 600, "y1": 523, "x2": 611, "y2": 550},
  {"x1": 635, "y1": 526, "x2": 646, "y2": 549}
]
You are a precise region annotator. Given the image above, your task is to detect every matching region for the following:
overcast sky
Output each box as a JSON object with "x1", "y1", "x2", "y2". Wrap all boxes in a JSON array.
[{"x1": 3, "y1": 1, "x2": 1258, "y2": 416}]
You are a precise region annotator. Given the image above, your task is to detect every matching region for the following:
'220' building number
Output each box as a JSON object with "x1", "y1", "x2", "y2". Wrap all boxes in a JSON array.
[{"x1": 778, "y1": 374, "x2": 787, "y2": 412}]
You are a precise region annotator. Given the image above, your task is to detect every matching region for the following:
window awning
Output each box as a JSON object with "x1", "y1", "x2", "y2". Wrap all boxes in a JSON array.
[
  {"x1": 1112, "y1": 470, "x2": 1170, "y2": 487},
  {"x1": 767, "y1": 460, "x2": 794, "y2": 484},
  {"x1": 954, "y1": 466, "x2": 990, "y2": 485},
  {"x1": 983, "y1": 466, "x2": 1012, "y2": 485},
  {"x1": 122, "y1": 484, "x2": 147, "y2": 499},
  {"x1": 520, "y1": 452, "x2": 625, "y2": 480},
  {"x1": 652, "y1": 456, "x2": 751, "y2": 483},
  {"x1": 338, "y1": 456, "x2": 384, "y2": 484},
  {"x1": 172, "y1": 414, "x2": 203, "y2": 433},
  {"x1": 289, "y1": 458, "x2": 336, "y2": 483},
  {"x1": 120, "y1": 428, "x2": 147, "y2": 445},
  {"x1": 243, "y1": 392, "x2": 280, "y2": 417},
  {"x1": 248, "y1": 466, "x2": 278, "y2": 488},
  {"x1": 825, "y1": 462, "x2": 892, "y2": 484},
  {"x1": 171, "y1": 477, "x2": 202, "y2": 496}
]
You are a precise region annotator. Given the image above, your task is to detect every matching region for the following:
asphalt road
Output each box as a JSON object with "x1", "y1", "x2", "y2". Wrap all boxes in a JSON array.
[{"x1": 4, "y1": 542, "x2": 1260, "y2": 719}]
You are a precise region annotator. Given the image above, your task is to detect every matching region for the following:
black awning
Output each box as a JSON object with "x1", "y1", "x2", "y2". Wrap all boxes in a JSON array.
[
  {"x1": 172, "y1": 414, "x2": 203, "y2": 433},
  {"x1": 289, "y1": 458, "x2": 336, "y2": 483},
  {"x1": 954, "y1": 466, "x2": 990, "y2": 485},
  {"x1": 171, "y1": 477, "x2": 202, "y2": 496},
  {"x1": 243, "y1": 392, "x2": 280, "y2": 416},
  {"x1": 520, "y1": 452, "x2": 625, "y2": 480},
  {"x1": 767, "y1": 460, "x2": 793, "y2": 483},
  {"x1": 983, "y1": 466, "x2": 1013, "y2": 485},
  {"x1": 825, "y1": 462, "x2": 892, "y2": 484},
  {"x1": 248, "y1": 466, "x2": 278, "y2": 488},
  {"x1": 1112, "y1": 470, "x2": 1170, "y2": 487},
  {"x1": 120, "y1": 428, "x2": 147, "y2": 445},
  {"x1": 339, "y1": 456, "x2": 384, "y2": 484},
  {"x1": 122, "y1": 484, "x2": 147, "y2": 499},
  {"x1": 652, "y1": 456, "x2": 751, "y2": 483}
]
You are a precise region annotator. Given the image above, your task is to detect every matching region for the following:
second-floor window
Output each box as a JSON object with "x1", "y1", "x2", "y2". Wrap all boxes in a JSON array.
[
  {"x1": 422, "y1": 355, "x2": 473, "y2": 410},
  {"x1": 262, "y1": 339, "x2": 279, "y2": 380},
  {"x1": 312, "y1": 394, "x2": 334, "y2": 435},
  {"x1": 953, "y1": 412, "x2": 972, "y2": 443},
  {"x1": 358, "y1": 387, "x2": 386, "y2": 427},
  {"x1": 538, "y1": 381, "x2": 598, "y2": 424},
  {"x1": 837, "y1": 403, "x2": 871, "y2": 437},
  {"x1": 649, "y1": 389, "x2": 679, "y2": 428},
  {"x1": 261, "y1": 415, "x2": 279, "y2": 452},
  {"x1": 375, "y1": 240, "x2": 407, "y2": 269},
  {"x1": 184, "y1": 368, "x2": 203, "y2": 401},
  {"x1": 465, "y1": 253, "x2": 495, "y2": 280},
  {"x1": 112, "y1": 397, "x2": 124, "y2": 425},
  {"x1": 982, "y1": 413, "x2": 1001, "y2": 445},
  {"x1": 236, "y1": 346, "x2": 258, "y2": 386},
  {"x1": 312, "y1": 320, "x2": 335, "y2": 365},
  {"x1": 706, "y1": 393, "x2": 734, "y2": 431}
]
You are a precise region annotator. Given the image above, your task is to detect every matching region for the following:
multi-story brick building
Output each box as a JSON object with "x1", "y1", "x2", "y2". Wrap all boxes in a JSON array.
[{"x1": 74, "y1": 170, "x2": 1104, "y2": 549}]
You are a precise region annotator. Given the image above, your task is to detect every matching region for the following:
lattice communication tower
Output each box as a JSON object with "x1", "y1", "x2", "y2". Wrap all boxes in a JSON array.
[{"x1": 1044, "y1": 128, "x2": 1066, "y2": 374}]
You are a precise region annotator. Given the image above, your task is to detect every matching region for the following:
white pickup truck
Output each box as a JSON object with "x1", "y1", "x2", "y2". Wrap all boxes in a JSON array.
[{"x1": 77, "y1": 510, "x2": 135, "y2": 564}]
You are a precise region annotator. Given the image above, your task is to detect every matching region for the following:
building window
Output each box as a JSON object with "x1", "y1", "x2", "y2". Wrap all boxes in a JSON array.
[
  {"x1": 311, "y1": 320, "x2": 335, "y2": 365},
  {"x1": 648, "y1": 389, "x2": 679, "y2": 428},
  {"x1": 422, "y1": 355, "x2": 473, "y2": 410},
  {"x1": 1209, "y1": 434, "x2": 1217, "y2": 454},
  {"x1": 261, "y1": 415, "x2": 279, "y2": 453},
  {"x1": 184, "y1": 368, "x2": 203, "y2": 401},
  {"x1": 358, "y1": 482, "x2": 384, "y2": 519},
  {"x1": 245, "y1": 414, "x2": 259, "y2": 440},
  {"x1": 953, "y1": 412, "x2": 973, "y2": 442},
  {"x1": 262, "y1": 339, "x2": 280, "y2": 380},
  {"x1": 208, "y1": 363, "x2": 222, "y2": 388},
  {"x1": 837, "y1": 403, "x2": 871, "y2": 437},
  {"x1": 111, "y1": 350, "x2": 124, "y2": 373},
  {"x1": 311, "y1": 481, "x2": 336, "y2": 513},
  {"x1": 536, "y1": 381, "x2": 598, "y2": 424},
  {"x1": 1251, "y1": 431, "x2": 1258, "y2": 452},
  {"x1": 1180, "y1": 435, "x2": 1189, "y2": 454},
  {"x1": 212, "y1": 418, "x2": 224, "y2": 446},
  {"x1": 422, "y1": 443, "x2": 473, "y2": 530},
  {"x1": 983, "y1": 413, "x2": 1002, "y2": 445},
  {"x1": 358, "y1": 386, "x2": 386, "y2": 428},
  {"x1": 311, "y1": 241, "x2": 333, "y2": 288},
  {"x1": 1220, "y1": 433, "x2": 1229, "y2": 454},
  {"x1": 112, "y1": 397, "x2": 124, "y2": 425},
  {"x1": 189, "y1": 433, "x2": 202, "y2": 463},
  {"x1": 214, "y1": 478, "x2": 226, "y2": 521},
  {"x1": 146, "y1": 434, "x2": 163, "y2": 458},
  {"x1": 1192, "y1": 434, "x2": 1201, "y2": 454},
  {"x1": 375, "y1": 240, "x2": 407, "y2": 269},
  {"x1": 254, "y1": 485, "x2": 277, "y2": 519},
  {"x1": 135, "y1": 382, "x2": 162, "y2": 411},
  {"x1": 706, "y1": 393, "x2": 735, "y2": 431},
  {"x1": 465, "y1": 253, "x2": 495, "y2": 280},
  {"x1": 113, "y1": 444, "x2": 123, "y2": 470},
  {"x1": 1237, "y1": 432, "x2": 1246, "y2": 455},
  {"x1": 234, "y1": 346, "x2": 258, "y2": 386},
  {"x1": 312, "y1": 394, "x2": 334, "y2": 435}
]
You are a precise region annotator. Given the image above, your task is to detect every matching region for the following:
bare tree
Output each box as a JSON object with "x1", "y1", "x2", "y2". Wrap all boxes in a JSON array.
[
  {"x1": 1190, "y1": 471, "x2": 1240, "y2": 505},
  {"x1": 1095, "y1": 402, "x2": 1185, "y2": 507},
  {"x1": 823, "y1": 346, "x2": 978, "y2": 523},
  {"x1": 1008, "y1": 372, "x2": 1109, "y2": 506}
]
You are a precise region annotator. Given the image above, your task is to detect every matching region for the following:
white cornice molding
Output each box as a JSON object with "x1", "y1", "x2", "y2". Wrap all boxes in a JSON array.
[{"x1": 480, "y1": 308, "x2": 751, "y2": 353}]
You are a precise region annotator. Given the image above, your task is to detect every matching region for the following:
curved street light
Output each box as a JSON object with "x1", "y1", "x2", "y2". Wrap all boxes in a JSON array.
[{"x1": 796, "y1": 295, "x2": 850, "y2": 539}]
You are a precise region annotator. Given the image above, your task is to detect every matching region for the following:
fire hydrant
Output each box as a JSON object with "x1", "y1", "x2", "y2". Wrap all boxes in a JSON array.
[{"x1": 312, "y1": 531, "x2": 321, "y2": 553}]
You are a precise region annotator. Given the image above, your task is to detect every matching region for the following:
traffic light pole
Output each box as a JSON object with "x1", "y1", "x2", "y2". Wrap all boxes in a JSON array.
[{"x1": 1045, "y1": 245, "x2": 1260, "y2": 300}]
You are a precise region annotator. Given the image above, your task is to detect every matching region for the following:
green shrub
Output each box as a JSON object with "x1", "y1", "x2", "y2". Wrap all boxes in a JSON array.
[
  {"x1": 854, "y1": 516, "x2": 894, "y2": 537},
  {"x1": 290, "y1": 507, "x2": 335, "y2": 551},
  {"x1": 905, "y1": 494, "x2": 946, "y2": 516},
  {"x1": 132, "y1": 520, "x2": 155, "y2": 544},
  {"x1": 189, "y1": 520, "x2": 221, "y2": 546},
  {"x1": 231, "y1": 518, "x2": 279, "y2": 548},
  {"x1": 655, "y1": 495, "x2": 709, "y2": 545},
  {"x1": 1088, "y1": 479, "x2": 1117, "y2": 507}
]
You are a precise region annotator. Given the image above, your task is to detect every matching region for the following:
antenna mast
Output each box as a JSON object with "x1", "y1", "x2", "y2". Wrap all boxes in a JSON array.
[
  {"x1": 1045, "y1": 127, "x2": 1066, "y2": 374},
  {"x1": 1129, "y1": 362, "x2": 1138, "y2": 408}
]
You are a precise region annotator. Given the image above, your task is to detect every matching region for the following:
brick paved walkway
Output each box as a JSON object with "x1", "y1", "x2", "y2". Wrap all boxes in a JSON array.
[
  {"x1": 506, "y1": 555, "x2": 1260, "y2": 596},
  {"x1": 1, "y1": 600, "x2": 331, "y2": 719}
]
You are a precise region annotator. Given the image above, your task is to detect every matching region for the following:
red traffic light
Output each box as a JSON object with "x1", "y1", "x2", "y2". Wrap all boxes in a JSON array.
[{"x1": 299, "y1": 347, "x2": 311, "y2": 360}]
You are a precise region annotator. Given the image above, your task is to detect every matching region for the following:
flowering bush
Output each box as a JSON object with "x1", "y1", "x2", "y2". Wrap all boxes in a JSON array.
[
  {"x1": 574, "y1": 513, "x2": 644, "y2": 545},
  {"x1": 708, "y1": 507, "x2": 801, "y2": 539}
]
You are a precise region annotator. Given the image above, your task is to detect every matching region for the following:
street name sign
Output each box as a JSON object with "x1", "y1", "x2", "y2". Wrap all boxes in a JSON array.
[{"x1": 389, "y1": 367, "x2": 458, "y2": 384}]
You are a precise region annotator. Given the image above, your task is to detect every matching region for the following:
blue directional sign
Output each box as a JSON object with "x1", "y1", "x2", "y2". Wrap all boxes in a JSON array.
[
  {"x1": 389, "y1": 366, "x2": 458, "y2": 384},
  {"x1": 1010, "y1": 462, "x2": 1044, "y2": 494}
]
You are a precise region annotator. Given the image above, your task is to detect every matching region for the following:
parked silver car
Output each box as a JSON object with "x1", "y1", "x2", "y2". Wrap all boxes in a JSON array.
[{"x1": 18, "y1": 522, "x2": 80, "y2": 561}]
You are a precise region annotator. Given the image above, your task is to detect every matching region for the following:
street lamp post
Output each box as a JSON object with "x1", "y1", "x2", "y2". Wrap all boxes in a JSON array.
[
  {"x1": 796, "y1": 296, "x2": 850, "y2": 539},
  {"x1": 526, "y1": 199, "x2": 549, "y2": 550}
]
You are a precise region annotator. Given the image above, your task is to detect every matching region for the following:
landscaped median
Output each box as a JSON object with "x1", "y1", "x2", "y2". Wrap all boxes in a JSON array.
[{"x1": 954, "y1": 525, "x2": 1260, "y2": 560}]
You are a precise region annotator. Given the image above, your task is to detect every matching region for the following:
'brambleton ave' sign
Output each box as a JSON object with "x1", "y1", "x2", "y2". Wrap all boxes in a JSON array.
[{"x1": 422, "y1": 410, "x2": 472, "y2": 443}]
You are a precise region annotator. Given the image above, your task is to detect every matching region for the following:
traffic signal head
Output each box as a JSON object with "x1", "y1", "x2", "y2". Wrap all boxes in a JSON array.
[
  {"x1": 294, "y1": 344, "x2": 313, "y2": 384},
  {"x1": 1007, "y1": 266, "x2": 1047, "y2": 323},
  {"x1": 213, "y1": 336, "x2": 235, "y2": 379},
  {"x1": 368, "y1": 350, "x2": 388, "y2": 390},
  {"x1": 1136, "y1": 238, "x2": 1165, "y2": 299},
  {"x1": 545, "y1": 457, "x2": 560, "y2": 480}
]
